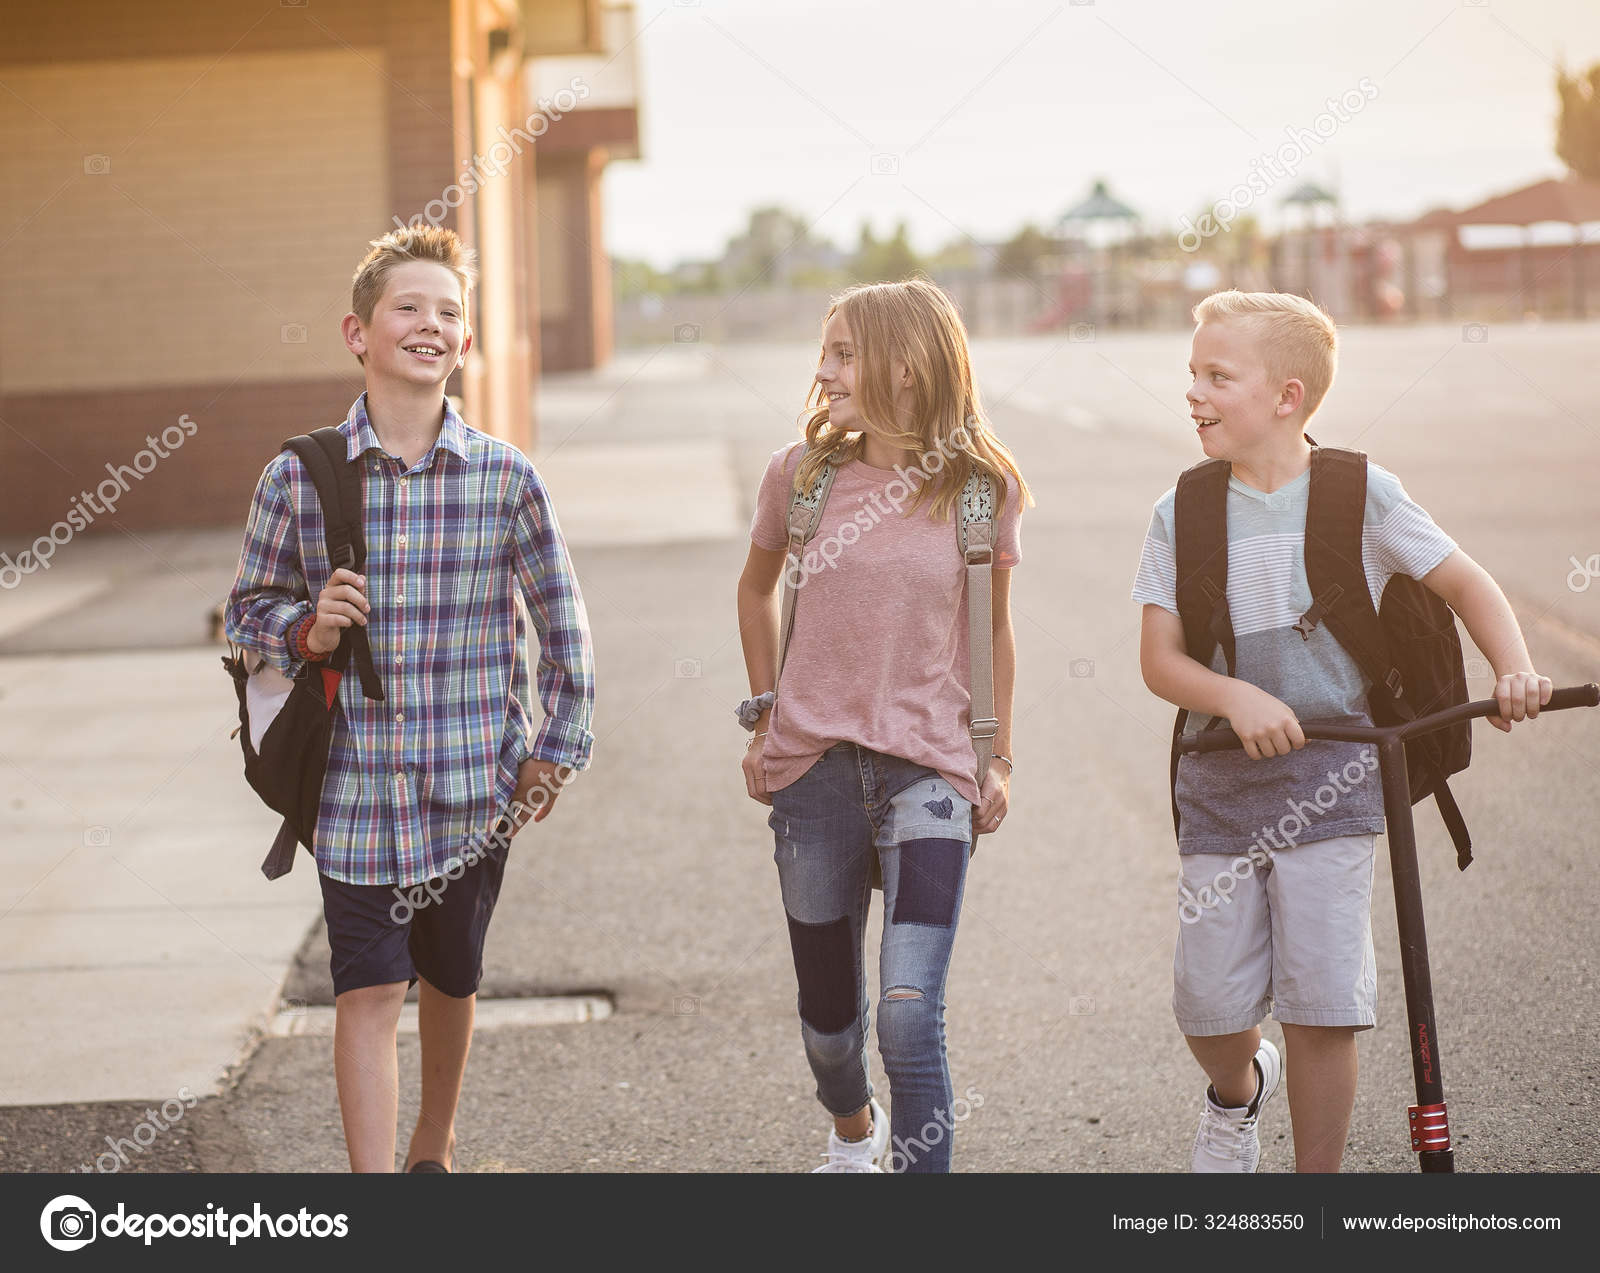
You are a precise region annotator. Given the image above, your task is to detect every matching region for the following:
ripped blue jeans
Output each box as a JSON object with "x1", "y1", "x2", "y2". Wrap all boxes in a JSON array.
[{"x1": 768, "y1": 741, "x2": 973, "y2": 1173}]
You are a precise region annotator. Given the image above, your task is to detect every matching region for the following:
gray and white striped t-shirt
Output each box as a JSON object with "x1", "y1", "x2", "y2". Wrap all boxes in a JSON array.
[{"x1": 1131, "y1": 461, "x2": 1458, "y2": 855}]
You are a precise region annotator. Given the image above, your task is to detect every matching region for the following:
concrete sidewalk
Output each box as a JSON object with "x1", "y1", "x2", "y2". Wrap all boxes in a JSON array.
[
  {"x1": 0, "y1": 648, "x2": 318, "y2": 1106},
  {"x1": 0, "y1": 347, "x2": 745, "y2": 1108}
]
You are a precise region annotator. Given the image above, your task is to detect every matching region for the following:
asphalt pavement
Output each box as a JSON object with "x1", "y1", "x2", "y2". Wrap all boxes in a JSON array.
[{"x1": 3, "y1": 321, "x2": 1597, "y2": 1172}]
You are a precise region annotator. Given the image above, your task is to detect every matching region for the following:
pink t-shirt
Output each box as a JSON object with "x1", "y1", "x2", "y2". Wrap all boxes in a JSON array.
[{"x1": 750, "y1": 442, "x2": 1023, "y2": 807}]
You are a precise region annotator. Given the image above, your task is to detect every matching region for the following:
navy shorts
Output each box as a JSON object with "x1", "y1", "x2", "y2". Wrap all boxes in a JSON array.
[{"x1": 317, "y1": 818, "x2": 512, "y2": 999}]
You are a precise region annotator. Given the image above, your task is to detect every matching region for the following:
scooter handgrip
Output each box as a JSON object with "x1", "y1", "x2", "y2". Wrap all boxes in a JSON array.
[{"x1": 1545, "y1": 683, "x2": 1600, "y2": 711}]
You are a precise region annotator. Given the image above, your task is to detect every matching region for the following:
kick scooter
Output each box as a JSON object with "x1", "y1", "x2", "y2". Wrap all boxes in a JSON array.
[{"x1": 1177, "y1": 682, "x2": 1600, "y2": 1172}]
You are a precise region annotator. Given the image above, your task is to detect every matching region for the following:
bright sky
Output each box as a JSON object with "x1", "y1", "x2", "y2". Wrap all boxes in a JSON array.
[{"x1": 599, "y1": 0, "x2": 1600, "y2": 270}]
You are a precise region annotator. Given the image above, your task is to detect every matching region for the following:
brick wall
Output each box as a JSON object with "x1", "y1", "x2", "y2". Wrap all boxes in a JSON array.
[{"x1": 0, "y1": 1, "x2": 462, "y2": 535}]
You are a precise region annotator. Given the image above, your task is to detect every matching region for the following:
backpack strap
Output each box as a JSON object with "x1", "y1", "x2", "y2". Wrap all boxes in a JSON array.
[
  {"x1": 1434, "y1": 782, "x2": 1472, "y2": 869},
  {"x1": 1301, "y1": 446, "x2": 1473, "y2": 867},
  {"x1": 1173, "y1": 458, "x2": 1236, "y2": 678},
  {"x1": 775, "y1": 444, "x2": 840, "y2": 686},
  {"x1": 774, "y1": 446, "x2": 999, "y2": 796},
  {"x1": 1169, "y1": 457, "x2": 1237, "y2": 841},
  {"x1": 959, "y1": 468, "x2": 998, "y2": 792},
  {"x1": 261, "y1": 817, "x2": 300, "y2": 881},
  {"x1": 1298, "y1": 447, "x2": 1406, "y2": 706},
  {"x1": 282, "y1": 428, "x2": 385, "y2": 702}
]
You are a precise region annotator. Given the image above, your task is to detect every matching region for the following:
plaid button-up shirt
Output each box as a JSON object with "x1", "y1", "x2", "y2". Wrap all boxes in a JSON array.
[{"x1": 226, "y1": 393, "x2": 595, "y2": 886}]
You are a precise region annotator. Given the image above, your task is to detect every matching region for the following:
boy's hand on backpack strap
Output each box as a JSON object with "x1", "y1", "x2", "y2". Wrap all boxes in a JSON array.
[
  {"x1": 1490, "y1": 671, "x2": 1553, "y2": 732},
  {"x1": 508, "y1": 758, "x2": 573, "y2": 831},
  {"x1": 1222, "y1": 683, "x2": 1306, "y2": 760},
  {"x1": 308, "y1": 567, "x2": 370, "y2": 655}
]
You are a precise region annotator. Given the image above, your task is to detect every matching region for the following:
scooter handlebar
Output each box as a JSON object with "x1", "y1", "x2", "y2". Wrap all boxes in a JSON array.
[
  {"x1": 1174, "y1": 682, "x2": 1600, "y2": 755},
  {"x1": 1545, "y1": 683, "x2": 1600, "y2": 712}
]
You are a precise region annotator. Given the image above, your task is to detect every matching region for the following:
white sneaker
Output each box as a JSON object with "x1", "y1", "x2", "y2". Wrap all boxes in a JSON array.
[
  {"x1": 811, "y1": 1098, "x2": 889, "y2": 1173},
  {"x1": 1191, "y1": 1037, "x2": 1282, "y2": 1173}
]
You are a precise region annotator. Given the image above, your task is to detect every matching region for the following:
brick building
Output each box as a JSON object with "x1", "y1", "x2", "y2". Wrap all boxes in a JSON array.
[{"x1": 0, "y1": 0, "x2": 639, "y2": 534}]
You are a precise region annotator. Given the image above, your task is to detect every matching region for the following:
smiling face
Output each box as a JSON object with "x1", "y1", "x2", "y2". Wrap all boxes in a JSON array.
[
  {"x1": 346, "y1": 260, "x2": 472, "y2": 387},
  {"x1": 1186, "y1": 317, "x2": 1302, "y2": 461},
  {"x1": 813, "y1": 307, "x2": 918, "y2": 454},
  {"x1": 814, "y1": 309, "x2": 859, "y2": 424}
]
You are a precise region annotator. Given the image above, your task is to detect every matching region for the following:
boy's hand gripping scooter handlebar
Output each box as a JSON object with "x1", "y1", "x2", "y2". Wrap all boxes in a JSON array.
[
  {"x1": 1174, "y1": 682, "x2": 1599, "y2": 1172},
  {"x1": 1174, "y1": 684, "x2": 1600, "y2": 756}
]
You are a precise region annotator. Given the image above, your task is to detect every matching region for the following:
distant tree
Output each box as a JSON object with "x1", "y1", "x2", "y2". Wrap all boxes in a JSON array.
[
  {"x1": 851, "y1": 220, "x2": 922, "y2": 282},
  {"x1": 1548, "y1": 63, "x2": 1600, "y2": 179},
  {"x1": 1556, "y1": 62, "x2": 1600, "y2": 180},
  {"x1": 996, "y1": 223, "x2": 1055, "y2": 277},
  {"x1": 612, "y1": 258, "x2": 668, "y2": 300},
  {"x1": 684, "y1": 263, "x2": 722, "y2": 295},
  {"x1": 789, "y1": 264, "x2": 850, "y2": 289},
  {"x1": 723, "y1": 207, "x2": 833, "y2": 290},
  {"x1": 925, "y1": 237, "x2": 980, "y2": 274}
]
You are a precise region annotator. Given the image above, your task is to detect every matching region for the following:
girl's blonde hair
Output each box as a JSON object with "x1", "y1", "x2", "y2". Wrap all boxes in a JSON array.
[
  {"x1": 1192, "y1": 290, "x2": 1338, "y2": 419},
  {"x1": 793, "y1": 278, "x2": 1032, "y2": 523}
]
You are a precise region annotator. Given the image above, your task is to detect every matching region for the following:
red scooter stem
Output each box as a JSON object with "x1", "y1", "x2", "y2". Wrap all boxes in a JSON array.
[{"x1": 1173, "y1": 683, "x2": 1599, "y2": 1172}]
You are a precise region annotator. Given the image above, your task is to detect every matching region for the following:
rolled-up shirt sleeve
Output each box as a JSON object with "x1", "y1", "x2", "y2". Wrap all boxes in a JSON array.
[
  {"x1": 509, "y1": 466, "x2": 596, "y2": 770},
  {"x1": 225, "y1": 461, "x2": 313, "y2": 678}
]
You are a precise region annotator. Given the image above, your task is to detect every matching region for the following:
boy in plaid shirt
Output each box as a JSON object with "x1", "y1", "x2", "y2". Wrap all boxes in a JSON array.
[{"x1": 227, "y1": 226, "x2": 595, "y2": 1172}]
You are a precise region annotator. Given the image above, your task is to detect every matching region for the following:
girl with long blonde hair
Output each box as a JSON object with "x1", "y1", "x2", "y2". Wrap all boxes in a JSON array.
[{"x1": 735, "y1": 278, "x2": 1032, "y2": 1172}]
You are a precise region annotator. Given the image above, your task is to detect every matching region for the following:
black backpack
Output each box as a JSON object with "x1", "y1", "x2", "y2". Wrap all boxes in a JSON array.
[
  {"x1": 223, "y1": 427, "x2": 385, "y2": 880},
  {"x1": 1170, "y1": 443, "x2": 1475, "y2": 868}
]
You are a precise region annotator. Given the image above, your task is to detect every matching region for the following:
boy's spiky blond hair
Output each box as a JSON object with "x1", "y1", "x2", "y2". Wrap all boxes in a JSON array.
[
  {"x1": 1193, "y1": 290, "x2": 1338, "y2": 419},
  {"x1": 350, "y1": 224, "x2": 478, "y2": 328}
]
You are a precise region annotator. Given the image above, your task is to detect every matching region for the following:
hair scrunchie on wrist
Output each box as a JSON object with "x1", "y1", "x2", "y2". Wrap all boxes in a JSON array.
[{"x1": 735, "y1": 690, "x2": 775, "y2": 730}]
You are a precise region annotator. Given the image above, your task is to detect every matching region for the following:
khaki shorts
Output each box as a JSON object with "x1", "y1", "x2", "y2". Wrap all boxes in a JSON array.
[{"x1": 1172, "y1": 833, "x2": 1377, "y2": 1037}]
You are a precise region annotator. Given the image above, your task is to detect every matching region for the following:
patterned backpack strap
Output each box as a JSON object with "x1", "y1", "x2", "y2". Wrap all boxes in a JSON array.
[
  {"x1": 788, "y1": 454, "x2": 836, "y2": 539},
  {"x1": 958, "y1": 467, "x2": 995, "y2": 554},
  {"x1": 960, "y1": 468, "x2": 998, "y2": 795},
  {"x1": 776, "y1": 443, "x2": 840, "y2": 685}
]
